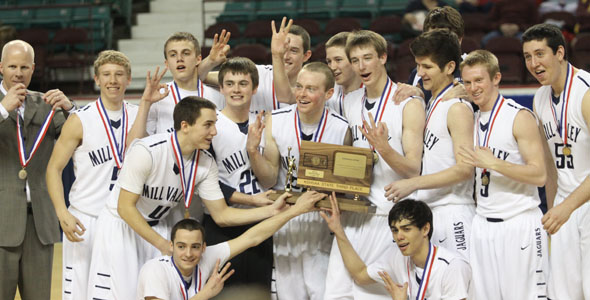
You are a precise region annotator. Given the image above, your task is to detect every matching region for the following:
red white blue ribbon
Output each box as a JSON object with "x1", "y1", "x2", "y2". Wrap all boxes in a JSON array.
[
  {"x1": 96, "y1": 98, "x2": 128, "y2": 169},
  {"x1": 16, "y1": 109, "x2": 55, "y2": 169},
  {"x1": 360, "y1": 77, "x2": 394, "y2": 152},
  {"x1": 171, "y1": 132, "x2": 200, "y2": 210},
  {"x1": 170, "y1": 80, "x2": 203, "y2": 105},
  {"x1": 476, "y1": 94, "x2": 505, "y2": 148},
  {"x1": 407, "y1": 242, "x2": 437, "y2": 300},
  {"x1": 425, "y1": 82, "x2": 453, "y2": 129},
  {"x1": 172, "y1": 257, "x2": 201, "y2": 300},
  {"x1": 294, "y1": 107, "x2": 328, "y2": 150},
  {"x1": 549, "y1": 63, "x2": 574, "y2": 145},
  {"x1": 338, "y1": 83, "x2": 363, "y2": 116}
]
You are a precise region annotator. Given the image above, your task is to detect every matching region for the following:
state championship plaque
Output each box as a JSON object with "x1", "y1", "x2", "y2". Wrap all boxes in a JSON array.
[{"x1": 269, "y1": 141, "x2": 376, "y2": 213}]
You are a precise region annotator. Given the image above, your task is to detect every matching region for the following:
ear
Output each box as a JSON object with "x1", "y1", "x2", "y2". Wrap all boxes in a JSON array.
[
  {"x1": 556, "y1": 45, "x2": 566, "y2": 62},
  {"x1": 325, "y1": 87, "x2": 334, "y2": 101},
  {"x1": 94, "y1": 74, "x2": 100, "y2": 87},
  {"x1": 445, "y1": 60, "x2": 456, "y2": 76},
  {"x1": 303, "y1": 50, "x2": 312, "y2": 63},
  {"x1": 492, "y1": 72, "x2": 501, "y2": 86},
  {"x1": 422, "y1": 222, "x2": 431, "y2": 238},
  {"x1": 379, "y1": 52, "x2": 387, "y2": 65},
  {"x1": 202, "y1": 242, "x2": 207, "y2": 253},
  {"x1": 169, "y1": 240, "x2": 174, "y2": 253},
  {"x1": 196, "y1": 54, "x2": 202, "y2": 67}
]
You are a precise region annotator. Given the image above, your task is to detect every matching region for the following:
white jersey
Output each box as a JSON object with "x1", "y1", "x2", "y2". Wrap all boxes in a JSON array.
[
  {"x1": 367, "y1": 243, "x2": 471, "y2": 300},
  {"x1": 418, "y1": 89, "x2": 474, "y2": 207},
  {"x1": 343, "y1": 82, "x2": 413, "y2": 215},
  {"x1": 211, "y1": 111, "x2": 264, "y2": 203},
  {"x1": 147, "y1": 80, "x2": 225, "y2": 134},
  {"x1": 249, "y1": 65, "x2": 282, "y2": 114},
  {"x1": 137, "y1": 243, "x2": 230, "y2": 300},
  {"x1": 474, "y1": 97, "x2": 540, "y2": 219},
  {"x1": 69, "y1": 100, "x2": 138, "y2": 217},
  {"x1": 106, "y1": 133, "x2": 223, "y2": 221},
  {"x1": 534, "y1": 67, "x2": 590, "y2": 199},
  {"x1": 325, "y1": 83, "x2": 364, "y2": 116}
]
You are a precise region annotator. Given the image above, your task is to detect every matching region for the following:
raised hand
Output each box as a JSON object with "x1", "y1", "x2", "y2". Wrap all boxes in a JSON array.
[
  {"x1": 1, "y1": 83, "x2": 26, "y2": 112},
  {"x1": 271, "y1": 17, "x2": 293, "y2": 58},
  {"x1": 44, "y1": 88, "x2": 74, "y2": 111},
  {"x1": 141, "y1": 66, "x2": 169, "y2": 105}
]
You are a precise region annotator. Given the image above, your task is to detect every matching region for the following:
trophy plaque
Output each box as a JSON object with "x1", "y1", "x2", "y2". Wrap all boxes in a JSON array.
[{"x1": 269, "y1": 141, "x2": 376, "y2": 213}]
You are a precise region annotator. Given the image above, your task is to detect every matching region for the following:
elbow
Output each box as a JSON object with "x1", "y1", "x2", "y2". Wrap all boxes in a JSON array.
[
  {"x1": 534, "y1": 172, "x2": 547, "y2": 187},
  {"x1": 210, "y1": 213, "x2": 232, "y2": 227}
]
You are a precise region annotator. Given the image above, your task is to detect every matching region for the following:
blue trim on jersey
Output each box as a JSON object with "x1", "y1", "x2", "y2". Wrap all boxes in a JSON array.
[
  {"x1": 330, "y1": 112, "x2": 348, "y2": 124},
  {"x1": 578, "y1": 76, "x2": 590, "y2": 88}
]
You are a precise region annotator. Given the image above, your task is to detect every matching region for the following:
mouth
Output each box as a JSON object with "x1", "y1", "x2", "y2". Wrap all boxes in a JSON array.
[
  {"x1": 106, "y1": 86, "x2": 120, "y2": 91},
  {"x1": 176, "y1": 65, "x2": 186, "y2": 71},
  {"x1": 397, "y1": 242, "x2": 409, "y2": 251},
  {"x1": 298, "y1": 99, "x2": 311, "y2": 105},
  {"x1": 360, "y1": 72, "x2": 371, "y2": 81},
  {"x1": 230, "y1": 95, "x2": 244, "y2": 101}
]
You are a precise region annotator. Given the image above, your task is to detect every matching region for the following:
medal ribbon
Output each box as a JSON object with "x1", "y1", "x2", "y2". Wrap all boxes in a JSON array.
[
  {"x1": 171, "y1": 132, "x2": 200, "y2": 210},
  {"x1": 476, "y1": 95, "x2": 505, "y2": 181},
  {"x1": 337, "y1": 82, "x2": 363, "y2": 116},
  {"x1": 16, "y1": 109, "x2": 55, "y2": 169},
  {"x1": 425, "y1": 83, "x2": 453, "y2": 129},
  {"x1": 407, "y1": 242, "x2": 437, "y2": 300},
  {"x1": 294, "y1": 107, "x2": 328, "y2": 150},
  {"x1": 96, "y1": 98, "x2": 128, "y2": 169},
  {"x1": 549, "y1": 63, "x2": 574, "y2": 147},
  {"x1": 172, "y1": 257, "x2": 201, "y2": 300},
  {"x1": 360, "y1": 78, "x2": 394, "y2": 152},
  {"x1": 171, "y1": 80, "x2": 203, "y2": 104}
]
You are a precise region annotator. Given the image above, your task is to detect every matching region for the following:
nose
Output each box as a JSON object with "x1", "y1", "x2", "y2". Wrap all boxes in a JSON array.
[
  {"x1": 211, "y1": 125, "x2": 217, "y2": 137},
  {"x1": 417, "y1": 65, "x2": 425, "y2": 77}
]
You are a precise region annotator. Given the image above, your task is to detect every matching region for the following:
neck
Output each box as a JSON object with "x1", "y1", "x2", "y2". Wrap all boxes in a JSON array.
[
  {"x1": 298, "y1": 107, "x2": 324, "y2": 125},
  {"x1": 551, "y1": 61, "x2": 570, "y2": 96},
  {"x1": 411, "y1": 242, "x2": 431, "y2": 269},
  {"x1": 173, "y1": 258, "x2": 193, "y2": 277},
  {"x1": 430, "y1": 77, "x2": 453, "y2": 102},
  {"x1": 343, "y1": 76, "x2": 363, "y2": 94},
  {"x1": 100, "y1": 95, "x2": 123, "y2": 111},
  {"x1": 221, "y1": 105, "x2": 249, "y2": 123},
  {"x1": 176, "y1": 133, "x2": 197, "y2": 156},
  {"x1": 366, "y1": 73, "x2": 388, "y2": 99},
  {"x1": 288, "y1": 71, "x2": 299, "y2": 87},
  {"x1": 480, "y1": 90, "x2": 500, "y2": 112},
  {"x1": 175, "y1": 72, "x2": 200, "y2": 91}
]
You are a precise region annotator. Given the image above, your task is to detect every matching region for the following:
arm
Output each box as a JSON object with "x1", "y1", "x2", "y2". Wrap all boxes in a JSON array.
[
  {"x1": 246, "y1": 112, "x2": 280, "y2": 188},
  {"x1": 458, "y1": 109, "x2": 547, "y2": 186},
  {"x1": 46, "y1": 114, "x2": 86, "y2": 242},
  {"x1": 271, "y1": 17, "x2": 296, "y2": 104},
  {"x1": 533, "y1": 99, "x2": 558, "y2": 208},
  {"x1": 343, "y1": 127, "x2": 352, "y2": 146},
  {"x1": 43, "y1": 88, "x2": 75, "y2": 111},
  {"x1": 226, "y1": 191, "x2": 325, "y2": 259},
  {"x1": 386, "y1": 102, "x2": 474, "y2": 200},
  {"x1": 319, "y1": 192, "x2": 376, "y2": 285},
  {"x1": 204, "y1": 195, "x2": 286, "y2": 227},
  {"x1": 228, "y1": 190, "x2": 274, "y2": 207},
  {"x1": 379, "y1": 272, "x2": 408, "y2": 300},
  {"x1": 392, "y1": 83, "x2": 424, "y2": 105},
  {"x1": 542, "y1": 90, "x2": 590, "y2": 234},
  {"x1": 127, "y1": 67, "x2": 169, "y2": 145},
  {"x1": 198, "y1": 30, "x2": 231, "y2": 81}
]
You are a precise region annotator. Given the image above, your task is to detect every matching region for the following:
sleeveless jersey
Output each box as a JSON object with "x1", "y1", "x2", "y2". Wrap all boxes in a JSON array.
[
  {"x1": 343, "y1": 83, "x2": 411, "y2": 215},
  {"x1": 249, "y1": 65, "x2": 282, "y2": 114},
  {"x1": 534, "y1": 67, "x2": 590, "y2": 199},
  {"x1": 69, "y1": 100, "x2": 138, "y2": 217},
  {"x1": 106, "y1": 133, "x2": 220, "y2": 222},
  {"x1": 326, "y1": 83, "x2": 364, "y2": 117},
  {"x1": 211, "y1": 111, "x2": 264, "y2": 202},
  {"x1": 474, "y1": 97, "x2": 540, "y2": 219},
  {"x1": 418, "y1": 91, "x2": 474, "y2": 207},
  {"x1": 146, "y1": 80, "x2": 225, "y2": 134}
]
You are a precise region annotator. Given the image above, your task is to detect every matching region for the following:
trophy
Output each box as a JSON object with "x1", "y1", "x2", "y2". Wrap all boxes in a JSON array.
[{"x1": 269, "y1": 141, "x2": 376, "y2": 213}]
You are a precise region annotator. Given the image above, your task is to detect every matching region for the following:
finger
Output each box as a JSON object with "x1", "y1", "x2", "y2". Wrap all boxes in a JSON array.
[
  {"x1": 77, "y1": 219, "x2": 87, "y2": 232},
  {"x1": 221, "y1": 29, "x2": 230, "y2": 44},
  {"x1": 219, "y1": 261, "x2": 232, "y2": 275},
  {"x1": 221, "y1": 269, "x2": 235, "y2": 281},
  {"x1": 285, "y1": 18, "x2": 293, "y2": 33},
  {"x1": 213, "y1": 33, "x2": 219, "y2": 45},
  {"x1": 368, "y1": 112, "x2": 377, "y2": 129},
  {"x1": 145, "y1": 70, "x2": 152, "y2": 83},
  {"x1": 330, "y1": 191, "x2": 340, "y2": 215},
  {"x1": 280, "y1": 17, "x2": 287, "y2": 31},
  {"x1": 319, "y1": 211, "x2": 330, "y2": 222},
  {"x1": 271, "y1": 20, "x2": 277, "y2": 34}
]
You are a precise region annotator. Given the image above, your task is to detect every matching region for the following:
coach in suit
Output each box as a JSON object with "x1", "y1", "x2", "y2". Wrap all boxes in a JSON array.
[{"x1": 0, "y1": 40, "x2": 74, "y2": 299}]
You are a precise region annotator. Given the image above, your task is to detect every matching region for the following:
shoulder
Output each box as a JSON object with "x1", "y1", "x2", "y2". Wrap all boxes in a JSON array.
[
  {"x1": 141, "y1": 255, "x2": 172, "y2": 273},
  {"x1": 271, "y1": 104, "x2": 295, "y2": 116},
  {"x1": 328, "y1": 109, "x2": 348, "y2": 125}
]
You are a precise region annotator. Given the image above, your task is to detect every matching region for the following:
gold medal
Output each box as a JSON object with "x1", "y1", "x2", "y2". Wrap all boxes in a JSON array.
[
  {"x1": 481, "y1": 175, "x2": 489, "y2": 186},
  {"x1": 184, "y1": 208, "x2": 190, "y2": 219},
  {"x1": 373, "y1": 152, "x2": 379, "y2": 163},
  {"x1": 563, "y1": 146, "x2": 571, "y2": 156},
  {"x1": 18, "y1": 169, "x2": 27, "y2": 180}
]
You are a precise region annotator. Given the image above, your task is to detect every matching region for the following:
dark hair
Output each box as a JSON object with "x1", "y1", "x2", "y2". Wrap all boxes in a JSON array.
[
  {"x1": 522, "y1": 23, "x2": 567, "y2": 60},
  {"x1": 325, "y1": 31, "x2": 350, "y2": 49},
  {"x1": 424, "y1": 6, "x2": 464, "y2": 39},
  {"x1": 171, "y1": 218, "x2": 206, "y2": 242},
  {"x1": 410, "y1": 29, "x2": 461, "y2": 71},
  {"x1": 345, "y1": 30, "x2": 388, "y2": 59},
  {"x1": 301, "y1": 62, "x2": 335, "y2": 91},
  {"x1": 218, "y1": 57, "x2": 259, "y2": 89},
  {"x1": 289, "y1": 25, "x2": 311, "y2": 53},
  {"x1": 164, "y1": 32, "x2": 201, "y2": 59},
  {"x1": 173, "y1": 96, "x2": 217, "y2": 131},
  {"x1": 388, "y1": 199, "x2": 433, "y2": 239}
]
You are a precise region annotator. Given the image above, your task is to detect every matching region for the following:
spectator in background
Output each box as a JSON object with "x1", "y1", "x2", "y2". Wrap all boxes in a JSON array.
[
  {"x1": 402, "y1": 0, "x2": 450, "y2": 39},
  {"x1": 481, "y1": 0, "x2": 539, "y2": 47}
]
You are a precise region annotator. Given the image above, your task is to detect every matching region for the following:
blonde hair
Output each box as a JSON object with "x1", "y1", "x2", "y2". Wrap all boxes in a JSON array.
[{"x1": 93, "y1": 50, "x2": 131, "y2": 77}]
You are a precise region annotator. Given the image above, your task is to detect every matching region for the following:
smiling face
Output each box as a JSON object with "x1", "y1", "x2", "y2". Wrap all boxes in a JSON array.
[
  {"x1": 348, "y1": 45, "x2": 387, "y2": 88},
  {"x1": 415, "y1": 55, "x2": 454, "y2": 97},
  {"x1": 326, "y1": 46, "x2": 357, "y2": 87},
  {"x1": 171, "y1": 229, "x2": 206, "y2": 276},
  {"x1": 0, "y1": 44, "x2": 35, "y2": 90},
  {"x1": 94, "y1": 63, "x2": 130, "y2": 103},
  {"x1": 182, "y1": 108, "x2": 217, "y2": 150},
  {"x1": 165, "y1": 40, "x2": 202, "y2": 83},
  {"x1": 523, "y1": 38, "x2": 565, "y2": 88},
  {"x1": 295, "y1": 69, "x2": 333, "y2": 118},
  {"x1": 391, "y1": 219, "x2": 430, "y2": 257},
  {"x1": 220, "y1": 72, "x2": 257, "y2": 110},
  {"x1": 284, "y1": 34, "x2": 311, "y2": 80},
  {"x1": 462, "y1": 63, "x2": 501, "y2": 112}
]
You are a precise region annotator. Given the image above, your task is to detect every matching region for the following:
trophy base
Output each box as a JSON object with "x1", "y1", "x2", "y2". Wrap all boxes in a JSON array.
[{"x1": 268, "y1": 190, "x2": 376, "y2": 214}]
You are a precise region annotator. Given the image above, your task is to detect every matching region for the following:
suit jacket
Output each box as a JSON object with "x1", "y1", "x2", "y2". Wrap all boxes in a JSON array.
[{"x1": 0, "y1": 90, "x2": 66, "y2": 247}]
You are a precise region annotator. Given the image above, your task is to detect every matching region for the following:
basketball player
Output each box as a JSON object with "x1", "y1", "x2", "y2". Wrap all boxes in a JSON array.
[
  {"x1": 204, "y1": 57, "x2": 274, "y2": 291},
  {"x1": 247, "y1": 62, "x2": 350, "y2": 300},
  {"x1": 87, "y1": 97, "x2": 287, "y2": 300},
  {"x1": 523, "y1": 23, "x2": 590, "y2": 299},
  {"x1": 321, "y1": 193, "x2": 471, "y2": 300},
  {"x1": 458, "y1": 49, "x2": 550, "y2": 299},
  {"x1": 45, "y1": 50, "x2": 143, "y2": 299},
  {"x1": 137, "y1": 191, "x2": 326, "y2": 300},
  {"x1": 322, "y1": 30, "x2": 425, "y2": 300},
  {"x1": 324, "y1": 31, "x2": 363, "y2": 116},
  {"x1": 385, "y1": 29, "x2": 475, "y2": 260}
]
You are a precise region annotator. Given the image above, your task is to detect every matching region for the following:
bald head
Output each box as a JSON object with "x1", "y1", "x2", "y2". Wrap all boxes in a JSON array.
[
  {"x1": 0, "y1": 40, "x2": 36, "y2": 89},
  {"x1": 1, "y1": 40, "x2": 35, "y2": 63}
]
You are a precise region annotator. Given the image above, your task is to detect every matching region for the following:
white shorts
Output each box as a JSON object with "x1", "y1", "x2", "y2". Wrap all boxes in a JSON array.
[
  {"x1": 324, "y1": 213, "x2": 392, "y2": 300},
  {"x1": 431, "y1": 204, "x2": 475, "y2": 261},
  {"x1": 86, "y1": 210, "x2": 169, "y2": 300},
  {"x1": 62, "y1": 207, "x2": 97, "y2": 300},
  {"x1": 274, "y1": 251, "x2": 328, "y2": 300},
  {"x1": 547, "y1": 198, "x2": 590, "y2": 300},
  {"x1": 470, "y1": 208, "x2": 549, "y2": 299}
]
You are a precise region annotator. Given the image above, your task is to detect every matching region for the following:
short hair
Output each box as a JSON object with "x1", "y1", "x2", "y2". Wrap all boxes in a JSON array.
[
  {"x1": 164, "y1": 32, "x2": 201, "y2": 59},
  {"x1": 424, "y1": 6, "x2": 464, "y2": 39},
  {"x1": 388, "y1": 199, "x2": 433, "y2": 239},
  {"x1": 173, "y1": 96, "x2": 216, "y2": 131},
  {"x1": 289, "y1": 25, "x2": 311, "y2": 53},
  {"x1": 93, "y1": 50, "x2": 131, "y2": 77},
  {"x1": 345, "y1": 30, "x2": 388, "y2": 59},
  {"x1": 171, "y1": 218, "x2": 206, "y2": 242},
  {"x1": 410, "y1": 29, "x2": 461, "y2": 71},
  {"x1": 460, "y1": 49, "x2": 500, "y2": 81},
  {"x1": 522, "y1": 23, "x2": 567, "y2": 60},
  {"x1": 325, "y1": 31, "x2": 350, "y2": 49},
  {"x1": 301, "y1": 62, "x2": 335, "y2": 91},
  {"x1": 218, "y1": 57, "x2": 259, "y2": 89}
]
